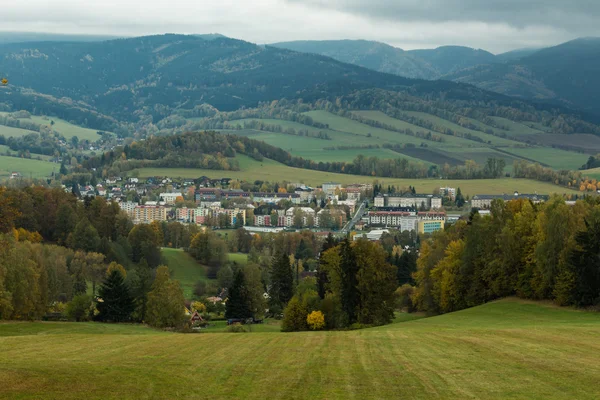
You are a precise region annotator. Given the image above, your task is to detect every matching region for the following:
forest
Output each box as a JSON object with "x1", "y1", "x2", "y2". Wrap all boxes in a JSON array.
[{"x1": 408, "y1": 196, "x2": 600, "y2": 314}]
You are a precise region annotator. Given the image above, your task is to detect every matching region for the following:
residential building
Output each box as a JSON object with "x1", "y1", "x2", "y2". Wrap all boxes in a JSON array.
[
  {"x1": 159, "y1": 192, "x2": 183, "y2": 205},
  {"x1": 132, "y1": 205, "x2": 167, "y2": 224},
  {"x1": 440, "y1": 187, "x2": 456, "y2": 200},
  {"x1": 344, "y1": 187, "x2": 362, "y2": 201},
  {"x1": 176, "y1": 207, "x2": 199, "y2": 223},
  {"x1": 316, "y1": 208, "x2": 347, "y2": 228},
  {"x1": 285, "y1": 207, "x2": 316, "y2": 227},
  {"x1": 374, "y1": 194, "x2": 385, "y2": 208},
  {"x1": 471, "y1": 192, "x2": 549, "y2": 209},
  {"x1": 252, "y1": 192, "x2": 301, "y2": 205},
  {"x1": 418, "y1": 219, "x2": 445, "y2": 234},
  {"x1": 322, "y1": 182, "x2": 342, "y2": 194},
  {"x1": 355, "y1": 229, "x2": 390, "y2": 241},
  {"x1": 376, "y1": 193, "x2": 442, "y2": 210},
  {"x1": 119, "y1": 201, "x2": 138, "y2": 216}
]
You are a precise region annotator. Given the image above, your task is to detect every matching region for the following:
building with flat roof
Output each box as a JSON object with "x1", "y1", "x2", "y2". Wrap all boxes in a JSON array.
[{"x1": 471, "y1": 192, "x2": 549, "y2": 209}]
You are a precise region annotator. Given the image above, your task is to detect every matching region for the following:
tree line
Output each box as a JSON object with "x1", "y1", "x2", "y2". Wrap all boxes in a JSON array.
[{"x1": 407, "y1": 197, "x2": 600, "y2": 315}]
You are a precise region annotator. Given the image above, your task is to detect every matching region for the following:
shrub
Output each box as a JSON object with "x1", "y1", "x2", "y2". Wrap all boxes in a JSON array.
[
  {"x1": 395, "y1": 284, "x2": 415, "y2": 312},
  {"x1": 306, "y1": 311, "x2": 325, "y2": 330},
  {"x1": 66, "y1": 294, "x2": 94, "y2": 322},
  {"x1": 226, "y1": 323, "x2": 248, "y2": 333}
]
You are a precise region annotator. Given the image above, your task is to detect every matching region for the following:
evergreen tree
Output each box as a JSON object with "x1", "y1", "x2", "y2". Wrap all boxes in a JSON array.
[
  {"x1": 317, "y1": 234, "x2": 337, "y2": 299},
  {"x1": 396, "y1": 250, "x2": 417, "y2": 286},
  {"x1": 54, "y1": 203, "x2": 76, "y2": 245},
  {"x1": 568, "y1": 209, "x2": 600, "y2": 306},
  {"x1": 59, "y1": 161, "x2": 68, "y2": 175},
  {"x1": 455, "y1": 187, "x2": 465, "y2": 207},
  {"x1": 68, "y1": 218, "x2": 100, "y2": 253},
  {"x1": 128, "y1": 259, "x2": 154, "y2": 322},
  {"x1": 339, "y1": 238, "x2": 360, "y2": 324},
  {"x1": 225, "y1": 269, "x2": 253, "y2": 319},
  {"x1": 96, "y1": 268, "x2": 134, "y2": 322},
  {"x1": 269, "y1": 252, "x2": 294, "y2": 311}
]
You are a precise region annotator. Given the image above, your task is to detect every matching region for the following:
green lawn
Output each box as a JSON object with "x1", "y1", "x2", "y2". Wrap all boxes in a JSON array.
[
  {"x1": 228, "y1": 253, "x2": 248, "y2": 265},
  {"x1": 0, "y1": 155, "x2": 57, "y2": 178},
  {"x1": 162, "y1": 248, "x2": 210, "y2": 299},
  {"x1": 130, "y1": 155, "x2": 578, "y2": 197},
  {"x1": 1, "y1": 298, "x2": 600, "y2": 399}
]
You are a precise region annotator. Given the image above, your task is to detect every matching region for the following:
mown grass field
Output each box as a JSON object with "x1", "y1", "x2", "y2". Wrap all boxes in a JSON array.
[
  {"x1": 162, "y1": 248, "x2": 209, "y2": 299},
  {"x1": 0, "y1": 155, "x2": 57, "y2": 178},
  {"x1": 130, "y1": 155, "x2": 578, "y2": 196},
  {"x1": 1, "y1": 298, "x2": 600, "y2": 399},
  {"x1": 0, "y1": 124, "x2": 38, "y2": 138}
]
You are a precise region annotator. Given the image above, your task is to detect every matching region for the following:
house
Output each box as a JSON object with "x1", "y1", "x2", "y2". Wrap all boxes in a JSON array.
[
  {"x1": 440, "y1": 187, "x2": 456, "y2": 200},
  {"x1": 322, "y1": 182, "x2": 342, "y2": 194},
  {"x1": 159, "y1": 192, "x2": 183, "y2": 205}
]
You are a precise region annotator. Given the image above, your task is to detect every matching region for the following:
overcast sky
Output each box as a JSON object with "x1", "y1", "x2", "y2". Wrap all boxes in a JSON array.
[{"x1": 1, "y1": 0, "x2": 599, "y2": 53}]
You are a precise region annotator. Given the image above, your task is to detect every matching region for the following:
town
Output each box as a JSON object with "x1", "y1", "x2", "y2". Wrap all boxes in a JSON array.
[{"x1": 64, "y1": 174, "x2": 551, "y2": 239}]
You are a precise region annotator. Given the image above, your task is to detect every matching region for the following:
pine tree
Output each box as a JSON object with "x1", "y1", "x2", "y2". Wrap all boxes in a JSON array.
[
  {"x1": 269, "y1": 252, "x2": 294, "y2": 310},
  {"x1": 68, "y1": 218, "x2": 100, "y2": 253},
  {"x1": 96, "y1": 269, "x2": 134, "y2": 322},
  {"x1": 568, "y1": 209, "x2": 600, "y2": 306},
  {"x1": 455, "y1": 187, "x2": 465, "y2": 208},
  {"x1": 59, "y1": 162, "x2": 68, "y2": 175},
  {"x1": 317, "y1": 233, "x2": 337, "y2": 299},
  {"x1": 339, "y1": 238, "x2": 360, "y2": 324},
  {"x1": 225, "y1": 269, "x2": 253, "y2": 319}
]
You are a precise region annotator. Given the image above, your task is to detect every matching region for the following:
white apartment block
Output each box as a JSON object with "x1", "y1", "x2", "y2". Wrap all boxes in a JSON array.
[{"x1": 159, "y1": 192, "x2": 184, "y2": 205}]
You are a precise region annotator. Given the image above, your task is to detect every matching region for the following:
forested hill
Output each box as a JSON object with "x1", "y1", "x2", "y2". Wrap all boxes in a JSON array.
[
  {"x1": 0, "y1": 34, "x2": 551, "y2": 124},
  {"x1": 271, "y1": 40, "x2": 497, "y2": 80},
  {"x1": 444, "y1": 38, "x2": 600, "y2": 115},
  {"x1": 0, "y1": 34, "x2": 432, "y2": 120}
]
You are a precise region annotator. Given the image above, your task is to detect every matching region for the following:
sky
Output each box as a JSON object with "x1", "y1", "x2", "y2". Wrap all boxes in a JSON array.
[{"x1": 1, "y1": 0, "x2": 599, "y2": 53}]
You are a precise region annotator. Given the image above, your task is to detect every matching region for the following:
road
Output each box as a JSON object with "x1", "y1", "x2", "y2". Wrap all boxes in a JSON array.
[{"x1": 339, "y1": 201, "x2": 367, "y2": 235}]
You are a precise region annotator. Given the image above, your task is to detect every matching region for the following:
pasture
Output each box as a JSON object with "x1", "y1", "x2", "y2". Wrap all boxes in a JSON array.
[
  {"x1": 0, "y1": 112, "x2": 109, "y2": 141},
  {"x1": 1, "y1": 298, "x2": 600, "y2": 399},
  {"x1": 0, "y1": 155, "x2": 57, "y2": 178}
]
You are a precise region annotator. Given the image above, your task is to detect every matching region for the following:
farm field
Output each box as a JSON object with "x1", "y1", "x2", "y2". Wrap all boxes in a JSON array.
[
  {"x1": 1, "y1": 298, "x2": 600, "y2": 399},
  {"x1": 505, "y1": 147, "x2": 588, "y2": 170},
  {"x1": 129, "y1": 155, "x2": 578, "y2": 196},
  {"x1": 0, "y1": 155, "x2": 57, "y2": 178}
]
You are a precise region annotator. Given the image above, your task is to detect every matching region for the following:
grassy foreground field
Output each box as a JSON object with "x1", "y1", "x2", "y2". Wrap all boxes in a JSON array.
[
  {"x1": 1, "y1": 298, "x2": 600, "y2": 399},
  {"x1": 130, "y1": 156, "x2": 578, "y2": 197}
]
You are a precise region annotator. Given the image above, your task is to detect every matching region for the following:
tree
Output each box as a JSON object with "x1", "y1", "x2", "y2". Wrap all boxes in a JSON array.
[
  {"x1": 54, "y1": 203, "x2": 76, "y2": 245},
  {"x1": 128, "y1": 224, "x2": 161, "y2": 267},
  {"x1": 269, "y1": 252, "x2": 294, "y2": 311},
  {"x1": 339, "y1": 238, "x2": 360, "y2": 324},
  {"x1": 225, "y1": 269, "x2": 253, "y2": 319},
  {"x1": 455, "y1": 187, "x2": 465, "y2": 208},
  {"x1": 306, "y1": 310, "x2": 325, "y2": 330},
  {"x1": 68, "y1": 218, "x2": 100, "y2": 253},
  {"x1": 568, "y1": 207, "x2": 600, "y2": 306},
  {"x1": 281, "y1": 295, "x2": 308, "y2": 332},
  {"x1": 96, "y1": 267, "x2": 134, "y2": 322},
  {"x1": 217, "y1": 265, "x2": 234, "y2": 290},
  {"x1": 145, "y1": 266, "x2": 185, "y2": 328}
]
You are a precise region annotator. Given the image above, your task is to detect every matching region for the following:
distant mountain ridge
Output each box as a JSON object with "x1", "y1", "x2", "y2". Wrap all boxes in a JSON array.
[
  {"x1": 271, "y1": 40, "x2": 501, "y2": 80},
  {"x1": 272, "y1": 38, "x2": 600, "y2": 115}
]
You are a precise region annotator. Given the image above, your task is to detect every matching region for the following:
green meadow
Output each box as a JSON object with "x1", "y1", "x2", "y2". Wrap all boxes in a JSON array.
[
  {"x1": 0, "y1": 155, "x2": 57, "y2": 178},
  {"x1": 1, "y1": 298, "x2": 599, "y2": 399}
]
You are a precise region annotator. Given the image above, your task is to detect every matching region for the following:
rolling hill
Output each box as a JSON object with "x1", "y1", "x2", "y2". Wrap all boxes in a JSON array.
[
  {"x1": 1, "y1": 299, "x2": 599, "y2": 399},
  {"x1": 271, "y1": 40, "x2": 498, "y2": 80},
  {"x1": 445, "y1": 38, "x2": 600, "y2": 115}
]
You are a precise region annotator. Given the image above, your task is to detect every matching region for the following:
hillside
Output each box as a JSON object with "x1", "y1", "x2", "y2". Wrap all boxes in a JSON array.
[
  {"x1": 1, "y1": 299, "x2": 599, "y2": 399},
  {"x1": 445, "y1": 38, "x2": 600, "y2": 115},
  {"x1": 272, "y1": 40, "x2": 497, "y2": 79}
]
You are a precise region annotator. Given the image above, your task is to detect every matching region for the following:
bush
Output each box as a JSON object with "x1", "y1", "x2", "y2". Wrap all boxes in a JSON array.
[
  {"x1": 306, "y1": 311, "x2": 325, "y2": 330},
  {"x1": 395, "y1": 284, "x2": 415, "y2": 312},
  {"x1": 66, "y1": 294, "x2": 94, "y2": 322},
  {"x1": 226, "y1": 323, "x2": 248, "y2": 333},
  {"x1": 281, "y1": 296, "x2": 308, "y2": 332}
]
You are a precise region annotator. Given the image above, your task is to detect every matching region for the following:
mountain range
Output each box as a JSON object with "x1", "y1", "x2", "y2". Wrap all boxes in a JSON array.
[
  {"x1": 0, "y1": 33, "x2": 598, "y2": 135},
  {"x1": 272, "y1": 38, "x2": 600, "y2": 115}
]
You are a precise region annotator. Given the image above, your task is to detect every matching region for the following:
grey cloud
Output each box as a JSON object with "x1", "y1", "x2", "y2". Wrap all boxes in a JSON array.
[{"x1": 286, "y1": 0, "x2": 600, "y2": 31}]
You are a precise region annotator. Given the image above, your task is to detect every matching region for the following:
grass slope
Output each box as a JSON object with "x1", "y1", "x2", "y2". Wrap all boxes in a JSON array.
[
  {"x1": 0, "y1": 155, "x2": 57, "y2": 178},
  {"x1": 0, "y1": 112, "x2": 109, "y2": 141},
  {"x1": 0, "y1": 125, "x2": 38, "y2": 138},
  {"x1": 1, "y1": 299, "x2": 600, "y2": 399},
  {"x1": 130, "y1": 155, "x2": 578, "y2": 196},
  {"x1": 162, "y1": 248, "x2": 210, "y2": 299}
]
